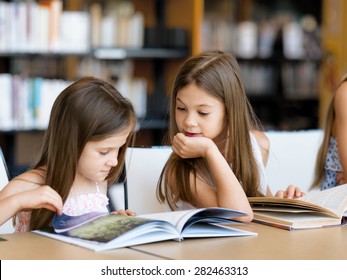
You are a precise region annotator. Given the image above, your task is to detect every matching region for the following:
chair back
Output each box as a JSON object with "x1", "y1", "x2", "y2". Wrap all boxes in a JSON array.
[
  {"x1": 265, "y1": 129, "x2": 323, "y2": 193},
  {"x1": 0, "y1": 147, "x2": 9, "y2": 189},
  {"x1": 0, "y1": 147, "x2": 15, "y2": 233},
  {"x1": 115, "y1": 146, "x2": 172, "y2": 214}
]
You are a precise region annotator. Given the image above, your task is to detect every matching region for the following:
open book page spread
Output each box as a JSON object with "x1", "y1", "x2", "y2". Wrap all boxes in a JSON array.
[
  {"x1": 32, "y1": 207, "x2": 256, "y2": 251},
  {"x1": 248, "y1": 183, "x2": 347, "y2": 230},
  {"x1": 53, "y1": 214, "x2": 175, "y2": 243},
  {"x1": 249, "y1": 183, "x2": 347, "y2": 218},
  {"x1": 139, "y1": 207, "x2": 244, "y2": 233},
  {"x1": 299, "y1": 184, "x2": 347, "y2": 217}
]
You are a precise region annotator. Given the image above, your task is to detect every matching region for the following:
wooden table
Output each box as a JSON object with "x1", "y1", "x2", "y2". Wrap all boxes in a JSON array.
[
  {"x1": 2, "y1": 223, "x2": 347, "y2": 260},
  {"x1": 130, "y1": 223, "x2": 347, "y2": 260},
  {"x1": 0, "y1": 232, "x2": 163, "y2": 260}
]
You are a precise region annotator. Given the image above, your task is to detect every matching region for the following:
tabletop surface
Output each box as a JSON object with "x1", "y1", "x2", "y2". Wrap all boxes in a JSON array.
[{"x1": 1, "y1": 223, "x2": 347, "y2": 260}]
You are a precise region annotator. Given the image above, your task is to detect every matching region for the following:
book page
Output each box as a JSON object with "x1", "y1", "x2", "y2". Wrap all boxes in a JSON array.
[
  {"x1": 35, "y1": 208, "x2": 252, "y2": 251},
  {"x1": 65, "y1": 215, "x2": 157, "y2": 242},
  {"x1": 300, "y1": 184, "x2": 347, "y2": 217},
  {"x1": 53, "y1": 212, "x2": 108, "y2": 233},
  {"x1": 139, "y1": 209, "x2": 200, "y2": 232},
  {"x1": 254, "y1": 211, "x2": 341, "y2": 229},
  {"x1": 53, "y1": 214, "x2": 178, "y2": 245},
  {"x1": 249, "y1": 184, "x2": 347, "y2": 218},
  {"x1": 181, "y1": 223, "x2": 257, "y2": 238},
  {"x1": 139, "y1": 207, "x2": 244, "y2": 233}
]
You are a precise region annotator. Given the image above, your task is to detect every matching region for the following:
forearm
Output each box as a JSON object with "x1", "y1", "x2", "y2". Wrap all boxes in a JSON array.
[
  {"x1": 0, "y1": 195, "x2": 20, "y2": 226},
  {"x1": 205, "y1": 147, "x2": 253, "y2": 220},
  {"x1": 339, "y1": 142, "x2": 347, "y2": 180}
]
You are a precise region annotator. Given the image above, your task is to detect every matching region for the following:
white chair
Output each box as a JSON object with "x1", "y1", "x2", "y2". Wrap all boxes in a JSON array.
[
  {"x1": 0, "y1": 148, "x2": 9, "y2": 189},
  {"x1": 265, "y1": 129, "x2": 323, "y2": 194},
  {"x1": 108, "y1": 131, "x2": 322, "y2": 213},
  {"x1": 0, "y1": 147, "x2": 15, "y2": 233},
  {"x1": 107, "y1": 182, "x2": 127, "y2": 211},
  {"x1": 110, "y1": 146, "x2": 172, "y2": 214}
]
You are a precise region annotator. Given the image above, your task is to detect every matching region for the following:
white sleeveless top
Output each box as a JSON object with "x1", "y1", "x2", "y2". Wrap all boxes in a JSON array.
[
  {"x1": 169, "y1": 132, "x2": 268, "y2": 211},
  {"x1": 250, "y1": 132, "x2": 268, "y2": 195}
]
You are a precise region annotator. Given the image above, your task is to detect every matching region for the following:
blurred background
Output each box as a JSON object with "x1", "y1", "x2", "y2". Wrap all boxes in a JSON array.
[{"x1": 0, "y1": 0, "x2": 345, "y2": 177}]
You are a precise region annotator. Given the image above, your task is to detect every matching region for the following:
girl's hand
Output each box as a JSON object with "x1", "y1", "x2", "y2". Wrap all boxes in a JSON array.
[
  {"x1": 172, "y1": 132, "x2": 215, "y2": 159},
  {"x1": 336, "y1": 172, "x2": 346, "y2": 185},
  {"x1": 18, "y1": 185, "x2": 63, "y2": 215},
  {"x1": 275, "y1": 184, "x2": 305, "y2": 199},
  {"x1": 112, "y1": 209, "x2": 136, "y2": 216}
]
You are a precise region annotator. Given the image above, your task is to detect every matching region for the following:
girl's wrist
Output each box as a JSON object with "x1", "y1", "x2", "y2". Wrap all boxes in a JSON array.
[
  {"x1": 204, "y1": 140, "x2": 219, "y2": 158},
  {"x1": 7, "y1": 194, "x2": 22, "y2": 213}
]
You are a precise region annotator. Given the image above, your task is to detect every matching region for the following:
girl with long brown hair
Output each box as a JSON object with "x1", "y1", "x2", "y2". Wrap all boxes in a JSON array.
[
  {"x1": 1, "y1": 76, "x2": 137, "y2": 231},
  {"x1": 312, "y1": 73, "x2": 347, "y2": 190},
  {"x1": 157, "y1": 51, "x2": 303, "y2": 222}
]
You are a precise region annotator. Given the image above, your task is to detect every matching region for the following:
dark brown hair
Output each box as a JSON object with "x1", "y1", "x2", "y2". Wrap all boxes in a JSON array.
[
  {"x1": 29, "y1": 76, "x2": 136, "y2": 230},
  {"x1": 311, "y1": 72, "x2": 347, "y2": 189},
  {"x1": 157, "y1": 50, "x2": 261, "y2": 210}
]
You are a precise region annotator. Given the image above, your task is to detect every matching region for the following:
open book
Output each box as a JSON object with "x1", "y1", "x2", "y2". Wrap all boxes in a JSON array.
[
  {"x1": 33, "y1": 207, "x2": 256, "y2": 252},
  {"x1": 248, "y1": 183, "x2": 347, "y2": 230}
]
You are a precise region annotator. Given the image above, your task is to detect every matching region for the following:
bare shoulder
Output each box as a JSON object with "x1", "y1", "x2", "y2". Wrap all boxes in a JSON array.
[
  {"x1": 15, "y1": 168, "x2": 45, "y2": 184},
  {"x1": 11, "y1": 169, "x2": 46, "y2": 190},
  {"x1": 335, "y1": 81, "x2": 347, "y2": 110},
  {"x1": 0, "y1": 169, "x2": 45, "y2": 199},
  {"x1": 251, "y1": 130, "x2": 270, "y2": 152},
  {"x1": 333, "y1": 82, "x2": 347, "y2": 127},
  {"x1": 251, "y1": 130, "x2": 270, "y2": 165}
]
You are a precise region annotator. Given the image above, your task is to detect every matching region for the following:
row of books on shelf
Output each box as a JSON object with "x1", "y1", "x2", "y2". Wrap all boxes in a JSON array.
[
  {"x1": 0, "y1": 0, "x2": 144, "y2": 54},
  {"x1": 239, "y1": 61, "x2": 319, "y2": 98},
  {"x1": 90, "y1": 0, "x2": 144, "y2": 49},
  {"x1": 202, "y1": 13, "x2": 321, "y2": 60},
  {"x1": 240, "y1": 63, "x2": 277, "y2": 95},
  {"x1": 281, "y1": 62, "x2": 319, "y2": 99},
  {"x1": 0, "y1": 74, "x2": 147, "y2": 131},
  {"x1": 76, "y1": 58, "x2": 148, "y2": 119},
  {"x1": 0, "y1": 74, "x2": 69, "y2": 130}
]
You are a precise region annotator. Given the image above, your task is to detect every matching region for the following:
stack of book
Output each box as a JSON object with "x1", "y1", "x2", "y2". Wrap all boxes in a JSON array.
[{"x1": 249, "y1": 183, "x2": 347, "y2": 230}]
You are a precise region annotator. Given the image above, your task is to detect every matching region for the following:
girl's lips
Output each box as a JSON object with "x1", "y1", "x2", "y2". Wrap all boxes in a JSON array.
[{"x1": 185, "y1": 132, "x2": 200, "y2": 137}]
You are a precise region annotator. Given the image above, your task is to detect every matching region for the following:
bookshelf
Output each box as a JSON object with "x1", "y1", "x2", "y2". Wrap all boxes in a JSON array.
[
  {"x1": 197, "y1": 0, "x2": 324, "y2": 130},
  {"x1": 0, "y1": 0, "x2": 346, "y2": 176},
  {"x1": 196, "y1": 0, "x2": 347, "y2": 129},
  {"x1": 0, "y1": 0, "x2": 192, "y2": 176}
]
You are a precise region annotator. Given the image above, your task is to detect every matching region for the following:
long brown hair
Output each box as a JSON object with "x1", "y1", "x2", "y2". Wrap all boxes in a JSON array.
[
  {"x1": 29, "y1": 77, "x2": 136, "y2": 230},
  {"x1": 157, "y1": 50, "x2": 261, "y2": 210},
  {"x1": 311, "y1": 72, "x2": 347, "y2": 189}
]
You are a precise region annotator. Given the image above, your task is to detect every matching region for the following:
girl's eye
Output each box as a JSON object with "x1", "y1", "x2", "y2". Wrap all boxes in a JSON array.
[
  {"x1": 198, "y1": 112, "x2": 209, "y2": 116},
  {"x1": 100, "y1": 151, "x2": 109, "y2": 155},
  {"x1": 176, "y1": 106, "x2": 185, "y2": 111}
]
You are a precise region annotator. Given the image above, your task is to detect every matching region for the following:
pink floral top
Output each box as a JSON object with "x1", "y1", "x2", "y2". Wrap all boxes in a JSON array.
[
  {"x1": 62, "y1": 192, "x2": 109, "y2": 216},
  {"x1": 15, "y1": 211, "x2": 31, "y2": 233},
  {"x1": 15, "y1": 184, "x2": 109, "y2": 232}
]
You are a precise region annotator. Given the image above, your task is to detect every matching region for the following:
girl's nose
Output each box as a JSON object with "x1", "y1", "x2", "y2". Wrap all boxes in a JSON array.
[
  {"x1": 184, "y1": 113, "x2": 197, "y2": 127},
  {"x1": 107, "y1": 154, "x2": 118, "y2": 167}
]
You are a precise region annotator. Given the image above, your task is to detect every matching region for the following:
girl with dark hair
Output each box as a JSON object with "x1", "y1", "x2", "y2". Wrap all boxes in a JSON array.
[
  {"x1": 312, "y1": 72, "x2": 347, "y2": 190},
  {"x1": 157, "y1": 51, "x2": 303, "y2": 223},
  {"x1": 1, "y1": 76, "x2": 137, "y2": 231}
]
